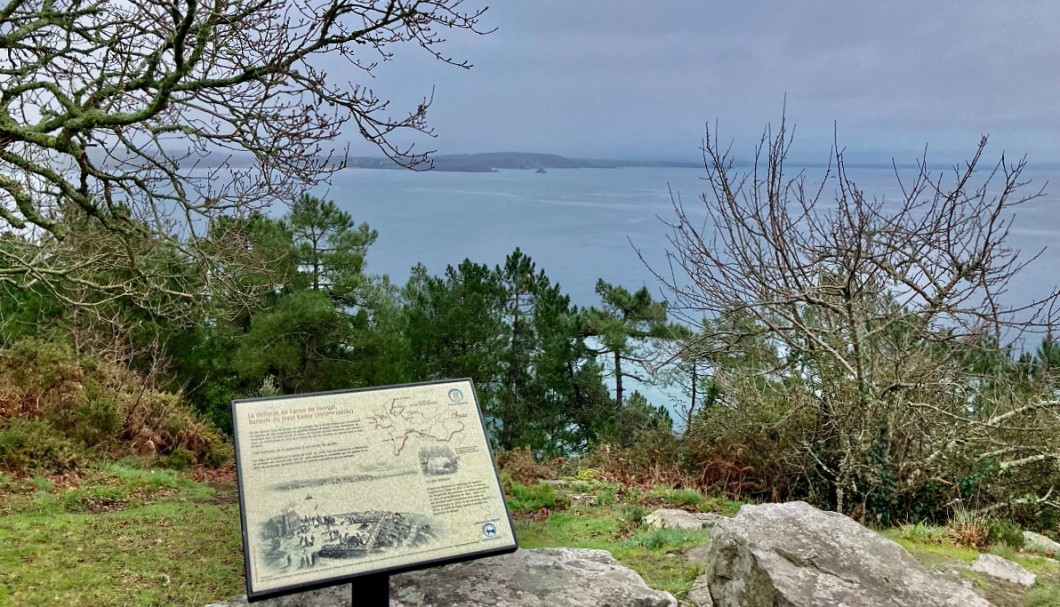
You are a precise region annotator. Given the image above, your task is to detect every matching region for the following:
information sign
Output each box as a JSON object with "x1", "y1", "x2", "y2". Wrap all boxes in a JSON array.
[{"x1": 232, "y1": 379, "x2": 517, "y2": 601}]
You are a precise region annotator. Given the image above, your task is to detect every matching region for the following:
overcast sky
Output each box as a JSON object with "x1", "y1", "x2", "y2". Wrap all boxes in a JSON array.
[{"x1": 346, "y1": 1, "x2": 1060, "y2": 164}]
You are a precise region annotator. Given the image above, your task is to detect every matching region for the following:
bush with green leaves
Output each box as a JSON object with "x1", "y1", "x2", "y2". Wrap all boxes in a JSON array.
[
  {"x1": 0, "y1": 419, "x2": 79, "y2": 474},
  {"x1": 985, "y1": 519, "x2": 1025, "y2": 550},
  {"x1": 0, "y1": 338, "x2": 226, "y2": 471}
]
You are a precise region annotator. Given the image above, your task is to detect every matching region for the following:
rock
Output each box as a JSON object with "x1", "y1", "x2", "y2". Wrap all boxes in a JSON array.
[
  {"x1": 1023, "y1": 530, "x2": 1060, "y2": 557},
  {"x1": 569, "y1": 493, "x2": 597, "y2": 506},
  {"x1": 683, "y1": 576, "x2": 714, "y2": 607},
  {"x1": 207, "y1": 548, "x2": 676, "y2": 607},
  {"x1": 390, "y1": 548, "x2": 676, "y2": 606},
  {"x1": 205, "y1": 586, "x2": 359, "y2": 607},
  {"x1": 970, "y1": 554, "x2": 1036, "y2": 587},
  {"x1": 644, "y1": 509, "x2": 725, "y2": 531},
  {"x1": 683, "y1": 545, "x2": 712, "y2": 563},
  {"x1": 703, "y1": 501, "x2": 994, "y2": 607}
]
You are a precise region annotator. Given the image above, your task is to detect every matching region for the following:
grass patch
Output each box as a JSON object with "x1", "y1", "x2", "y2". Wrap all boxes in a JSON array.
[
  {"x1": 0, "y1": 471, "x2": 243, "y2": 606},
  {"x1": 1025, "y1": 585, "x2": 1060, "y2": 607},
  {"x1": 892, "y1": 522, "x2": 948, "y2": 545},
  {"x1": 647, "y1": 487, "x2": 703, "y2": 508},
  {"x1": 880, "y1": 528, "x2": 980, "y2": 567},
  {"x1": 515, "y1": 506, "x2": 710, "y2": 598},
  {"x1": 506, "y1": 481, "x2": 569, "y2": 514},
  {"x1": 639, "y1": 486, "x2": 743, "y2": 516},
  {"x1": 594, "y1": 483, "x2": 619, "y2": 506}
]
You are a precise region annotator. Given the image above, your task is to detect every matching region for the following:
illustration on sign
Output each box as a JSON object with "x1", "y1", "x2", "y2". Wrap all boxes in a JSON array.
[{"x1": 232, "y1": 379, "x2": 516, "y2": 600}]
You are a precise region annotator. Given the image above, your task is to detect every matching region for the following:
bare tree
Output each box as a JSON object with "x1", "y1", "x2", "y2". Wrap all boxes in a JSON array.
[
  {"x1": 660, "y1": 117, "x2": 1060, "y2": 520},
  {"x1": 0, "y1": 0, "x2": 489, "y2": 320}
]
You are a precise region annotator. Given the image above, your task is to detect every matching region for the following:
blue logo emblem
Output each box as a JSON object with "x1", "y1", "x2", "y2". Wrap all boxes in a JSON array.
[
  {"x1": 448, "y1": 388, "x2": 464, "y2": 404},
  {"x1": 482, "y1": 523, "x2": 497, "y2": 537}
]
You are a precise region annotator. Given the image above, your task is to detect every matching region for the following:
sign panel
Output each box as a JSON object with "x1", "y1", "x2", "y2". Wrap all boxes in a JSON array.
[{"x1": 232, "y1": 379, "x2": 516, "y2": 601}]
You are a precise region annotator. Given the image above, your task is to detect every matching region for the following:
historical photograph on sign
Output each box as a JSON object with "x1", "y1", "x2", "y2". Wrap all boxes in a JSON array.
[{"x1": 232, "y1": 380, "x2": 515, "y2": 598}]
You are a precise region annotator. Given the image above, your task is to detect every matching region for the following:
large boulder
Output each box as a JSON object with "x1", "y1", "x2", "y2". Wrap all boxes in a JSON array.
[
  {"x1": 207, "y1": 548, "x2": 676, "y2": 607},
  {"x1": 644, "y1": 509, "x2": 725, "y2": 531},
  {"x1": 970, "y1": 554, "x2": 1036, "y2": 587},
  {"x1": 1022, "y1": 531, "x2": 1060, "y2": 558},
  {"x1": 702, "y1": 501, "x2": 994, "y2": 607},
  {"x1": 390, "y1": 547, "x2": 676, "y2": 606}
]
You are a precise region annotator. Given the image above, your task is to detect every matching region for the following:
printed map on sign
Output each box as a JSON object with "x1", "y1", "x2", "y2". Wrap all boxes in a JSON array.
[{"x1": 367, "y1": 397, "x2": 466, "y2": 456}]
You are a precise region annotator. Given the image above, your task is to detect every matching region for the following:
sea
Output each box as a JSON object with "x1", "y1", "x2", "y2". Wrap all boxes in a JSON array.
[{"x1": 313, "y1": 164, "x2": 1060, "y2": 417}]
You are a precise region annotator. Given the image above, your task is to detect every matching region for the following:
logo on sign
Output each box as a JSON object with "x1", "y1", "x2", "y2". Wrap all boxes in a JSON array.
[
  {"x1": 447, "y1": 388, "x2": 464, "y2": 404},
  {"x1": 482, "y1": 523, "x2": 497, "y2": 537}
]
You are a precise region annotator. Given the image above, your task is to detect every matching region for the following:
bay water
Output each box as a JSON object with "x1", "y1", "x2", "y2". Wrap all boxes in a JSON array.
[{"x1": 316, "y1": 164, "x2": 1060, "y2": 416}]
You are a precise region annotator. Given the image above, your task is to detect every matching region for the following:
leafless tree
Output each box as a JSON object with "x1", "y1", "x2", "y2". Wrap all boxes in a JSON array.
[
  {"x1": 660, "y1": 117, "x2": 1060, "y2": 519},
  {"x1": 0, "y1": 0, "x2": 489, "y2": 321}
]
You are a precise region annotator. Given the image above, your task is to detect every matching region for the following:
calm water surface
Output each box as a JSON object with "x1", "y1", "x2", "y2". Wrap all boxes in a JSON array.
[
  {"x1": 314, "y1": 164, "x2": 1060, "y2": 415},
  {"x1": 318, "y1": 165, "x2": 1060, "y2": 311}
]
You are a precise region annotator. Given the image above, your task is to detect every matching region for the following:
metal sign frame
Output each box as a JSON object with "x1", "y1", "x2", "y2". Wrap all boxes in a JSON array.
[{"x1": 232, "y1": 378, "x2": 517, "y2": 602}]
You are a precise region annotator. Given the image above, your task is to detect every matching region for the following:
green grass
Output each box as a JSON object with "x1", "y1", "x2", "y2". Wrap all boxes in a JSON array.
[
  {"x1": 0, "y1": 465, "x2": 243, "y2": 606},
  {"x1": 881, "y1": 528, "x2": 980, "y2": 566},
  {"x1": 515, "y1": 506, "x2": 711, "y2": 598},
  {"x1": 891, "y1": 522, "x2": 948, "y2": 545},
  {"x1": 1024, "y1": 584, "x2": 1060, "y2": 607},
  {"x1": 505, "y1": 481, "x2": 570, "y2": 513},
  {"x1": 646, "y1": 486, "x2": 704, "y2": 507},
  {"x1": 638, "y1": 486, "x2": 743, "y2": 516},
  {"x1": 6, "y1": 464, "x2": 1056, "y2": 607},
  {"x1": 878, "y1": 526, "x2": 1060, "y2": 607}
]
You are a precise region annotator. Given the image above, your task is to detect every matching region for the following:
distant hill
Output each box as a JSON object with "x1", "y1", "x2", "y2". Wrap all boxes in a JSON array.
[{"x1": 343, "y1": 152, "x2": 702, "y2": 172}]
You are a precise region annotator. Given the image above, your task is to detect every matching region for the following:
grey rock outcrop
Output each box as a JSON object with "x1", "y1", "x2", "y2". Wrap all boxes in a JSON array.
[
  {"x1": 682, "y1": 576, "x2": 714, "y2": 607},
  {"x1": 1022, "y1": 530, "x2": 1060, "y2": 557},
  {"x1": 644, "y1": 509, "x2": 725, "y2": 531},
  {"x1": 207, "y1": 548, "x2": 676, "y2": 607},
  {"x1": 683, "y1": 545, "x2": 712, "y2": 563},
  {"x1": 702, "y1": 501, "x2": 995, "y2": 607},
  {"x1": 970, "y1": 554, "x2": 1036, "y2": 587},
  {"x1": 205, "y1": 586, "x2": 359, "y2": 607}
]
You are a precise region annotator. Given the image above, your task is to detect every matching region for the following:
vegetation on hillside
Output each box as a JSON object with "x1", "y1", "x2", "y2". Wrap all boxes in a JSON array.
[
  {"x1": 2, "y1": 459, "x2": 1057, "y2": 606},
  {"x1": 3, "y1": 164, "x2": 1059, "y2": 534}
]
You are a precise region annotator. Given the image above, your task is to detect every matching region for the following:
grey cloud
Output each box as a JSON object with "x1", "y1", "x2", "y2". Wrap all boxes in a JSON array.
[{"x1": 338, "y1": 1, "x2": 1060, "y2": 163}]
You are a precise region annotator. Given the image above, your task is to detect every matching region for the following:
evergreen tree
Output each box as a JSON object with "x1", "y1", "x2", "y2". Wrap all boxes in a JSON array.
[
  {"x1": 285, "y1": 194, "x2": 378, "y2": 306},
  {"x1": 402, "y1": 260, "x2": 506, "y2": 393},
  {"x1": 587, "y1": 280, "x2": 686, "y2": 408}
]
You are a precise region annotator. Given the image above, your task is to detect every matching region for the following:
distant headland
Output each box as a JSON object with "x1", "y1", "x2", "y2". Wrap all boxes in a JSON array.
[{"x1": 344, "y1": 152, "x2": 703, "y2": 173}]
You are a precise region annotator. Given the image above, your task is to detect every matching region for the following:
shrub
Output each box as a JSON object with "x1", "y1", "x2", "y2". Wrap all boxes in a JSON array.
[
  {"x1": 947, "y1": 510, "x2": 990, "y2": 549},
  {"x1": 0, "y1": 339, "x2": 83, "y2": 420},
  {"x1": 0, "y1": 338, "x2": 226, "y2": 469},
  {"x1": 985, "y1": 519, "x2": 1025, "y2": 550},
  {"x1": 495, "y1": 447, "x2": 552, "y2": 485},
  {"x1": 0, "y1": 419, "x2": 79, "y2": 474},
  {"x1": 158, "y1": 448, "x2": 195, "y2": 471},
  {"x1": 581, "y1": 437, "x2": 693, "y2": 490}
]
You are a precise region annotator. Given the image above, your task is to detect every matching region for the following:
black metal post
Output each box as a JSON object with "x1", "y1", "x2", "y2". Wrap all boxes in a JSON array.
[{"x1": 353, "y1": 575, "x2": 389, "y2": 606}]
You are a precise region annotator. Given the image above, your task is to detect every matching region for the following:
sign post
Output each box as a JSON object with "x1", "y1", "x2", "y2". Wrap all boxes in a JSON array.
[
  {"x1": 231, "y1": 379, "x2": 517, "y2": 602},
  {"x1": 356, "y1": 574, "x2": 389, "y2": 606}
]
